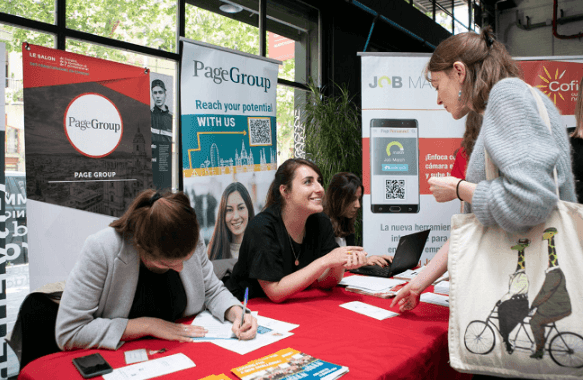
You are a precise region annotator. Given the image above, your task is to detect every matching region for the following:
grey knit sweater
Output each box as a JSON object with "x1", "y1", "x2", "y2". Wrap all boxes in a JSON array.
[{"x1": 465, "y1": 78, "x2": 576, "y2": 234}]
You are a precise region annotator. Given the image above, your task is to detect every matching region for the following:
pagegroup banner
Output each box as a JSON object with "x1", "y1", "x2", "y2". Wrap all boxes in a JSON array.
[
  {"x1": 180, "y1": 39, "x2": 280, "y2": 249},
  {"x1": 0, "y1": 42, "x2": 7, "y2": 379},
  {"x1": 23, "y1": 43, "x2": 153, "y2": 217},
  {"x1": 360, "y1": 53, "x2": 465, "y2": 264}
]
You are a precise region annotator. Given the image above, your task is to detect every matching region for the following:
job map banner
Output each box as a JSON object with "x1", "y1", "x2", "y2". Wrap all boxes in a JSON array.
[
  {"x1": 23, "y1": 43, "x2": 153, "y2": 217},
  {"x1": 180, "y1": 39, "x2": 279, "y2": 254},
  {"x1": 517, "y1": 57, "x2": 583, "y2": 128},
  {"x1": 360, "y1": 53, "x2": 465, "y2": 264}
]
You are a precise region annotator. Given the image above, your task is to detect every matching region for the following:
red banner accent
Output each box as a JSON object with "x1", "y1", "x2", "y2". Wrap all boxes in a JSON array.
[
  {"x1": 268, "y1": 32, "x2": 294, "y2": 62},
  {"x1": 22, "y1": 43, "x2": 149, "y2": 105},
  {"x1": 519, "y1": 60, "x2": 583, "y2": 115}
]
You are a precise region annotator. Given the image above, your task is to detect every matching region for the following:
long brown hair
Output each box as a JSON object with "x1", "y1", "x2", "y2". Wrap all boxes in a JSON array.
[
  {"x1": 324, "y1": 172, "x2": 363, "y2": 238},
  {"x1": 207, "y1": 182, "x2": 255, "y2": 260},
  {"x1": 572, "y1": 77, "x2": 583, "y2": 139},
  {"x1": 426, "y1": 26, "x2": 522, "y2": 115},
  {"x1": 264, "y1": 158, "x2": 323, "y2": 210},
  {"x1": 110, "y1": 189, "x2": 199, "y2": 260},
  {"x1": 462, "y1": 111, "x2": 483, "y2": 158}
]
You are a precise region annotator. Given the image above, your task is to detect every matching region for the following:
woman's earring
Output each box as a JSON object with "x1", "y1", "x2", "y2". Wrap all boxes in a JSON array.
[{"x1": 458, "y1": 90, "x2": 462, "y2": 101}]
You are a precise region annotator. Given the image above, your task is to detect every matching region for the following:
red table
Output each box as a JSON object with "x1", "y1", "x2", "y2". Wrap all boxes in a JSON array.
[{"x1": 19, "y1": 286, "x2": 472, "y2": 380}]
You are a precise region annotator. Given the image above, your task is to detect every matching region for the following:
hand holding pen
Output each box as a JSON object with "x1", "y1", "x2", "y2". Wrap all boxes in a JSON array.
[{"x1": 230, "y1": 287, "x2": 258, "y2": 340}]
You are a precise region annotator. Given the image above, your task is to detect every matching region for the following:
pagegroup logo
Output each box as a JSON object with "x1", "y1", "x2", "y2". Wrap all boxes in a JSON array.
[
  {"x1": 191, "y1": 60, "x2": 272, "y2": 93},
  {"x1": 64, "y1": 93, "x2": 123, "y2": 158}
]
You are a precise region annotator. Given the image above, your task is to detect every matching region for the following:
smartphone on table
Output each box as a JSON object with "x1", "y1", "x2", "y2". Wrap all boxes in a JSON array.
[
  {"x1": 370, "y1": 119, "x2": 420, "y2": 213},
  {"x1": 72, "y1": 353, "x2": 113, "y2": 378}
]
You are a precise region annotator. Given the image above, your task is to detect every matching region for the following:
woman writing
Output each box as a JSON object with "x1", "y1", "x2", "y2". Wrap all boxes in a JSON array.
[
  {"x1": 208, "y1": 182, "x2": 255, "y2": 260},
  {"x1": 324, "y1": 172, "x2": 391, "y2": 267},
  {"x1": 392, "y1": 27, "x2": 576, "y2": 315},
  {"x1": 226, "y1": 159, "x2": 368, "y2": 303},
  {"x1": 56, "y1": 189, "x2": 257, "y2": 350}
]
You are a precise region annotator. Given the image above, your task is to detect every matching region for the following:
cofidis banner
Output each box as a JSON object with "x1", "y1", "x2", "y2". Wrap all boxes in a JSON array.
[
  {"x1": 360, "y1": 53, "x2": 465, "y2": 264},
  {"x1": 180, "y1": 39, "x2": 280, "y2": 256},
  {"x1": 517, "y1": 57, "x2": 583, "y2": 129},
  {"x1": 22, "y1": 43, "x2": 152, "y2": 217}
]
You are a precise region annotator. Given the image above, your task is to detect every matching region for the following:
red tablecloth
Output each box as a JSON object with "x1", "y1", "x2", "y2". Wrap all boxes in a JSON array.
[{"x1": 19, "y1": 286, "x2": 471, "y2": 380}]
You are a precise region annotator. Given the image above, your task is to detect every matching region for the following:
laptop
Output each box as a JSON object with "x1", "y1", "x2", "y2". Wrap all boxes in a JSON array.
[{"x1": 349, "y1": 229, "x2": 430, "y2": 278}]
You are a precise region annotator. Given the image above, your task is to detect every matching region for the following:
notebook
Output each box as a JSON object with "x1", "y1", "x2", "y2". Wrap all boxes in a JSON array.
[{"x1": 349, "y1": 229, "x2": 430, "y2": 278}]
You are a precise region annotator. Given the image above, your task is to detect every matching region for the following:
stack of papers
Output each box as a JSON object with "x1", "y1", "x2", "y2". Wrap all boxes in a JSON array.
[
  {"x1": 432, "y1": 271, "x2": 449, "y2": 285},
  {"x1": 420, "y1": 293, "x2": 449, "y2": 307},
  {"x1": 434, "y1": 281, "x2": 450, "y2": 295},
  {"x1": 393, "y1": 267, "x2": 425, "y2": 281},
  {"x1": 339, "y1": 276, "x2": 406, "y2": 298},
  {"x1": 339, "y1": 301, "x2": 399, "y2": 320},
  {"x1": 232, "y1": 347, "x2": 348, "y2": 380},
  {"x1": 191, "y1": 311, "x2": 298, "y2": 355}
]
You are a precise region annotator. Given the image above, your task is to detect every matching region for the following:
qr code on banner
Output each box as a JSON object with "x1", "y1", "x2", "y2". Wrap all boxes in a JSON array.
[
  {"x1": 248, "y1": 117, "x2": 272, "y2": 146},
  {"x1": 385, "y1": 179, "x2": 405, "y2": 200}
]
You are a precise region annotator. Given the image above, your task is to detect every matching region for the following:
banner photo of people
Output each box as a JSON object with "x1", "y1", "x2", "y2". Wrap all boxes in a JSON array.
[
  {"x1": 180, "y1": 39, "x2": 280, "y2": 260},
  {"x1": 22, "y1": 43, "x2": 152, "y2": 218},
  {"x1": 360, "y1": 53, "x2": 465, "y2": 265},
  {"x1": 149, "y1": 73, "x2": 174, "y2": 191},
  {"x1": 517, "y1": 58, "x2": 583, "y2": 128}
]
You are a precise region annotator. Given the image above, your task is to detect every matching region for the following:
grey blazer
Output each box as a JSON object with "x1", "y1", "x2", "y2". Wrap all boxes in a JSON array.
[{"x1": 55, "y1": 227, "x2": 241, "y2": 350}]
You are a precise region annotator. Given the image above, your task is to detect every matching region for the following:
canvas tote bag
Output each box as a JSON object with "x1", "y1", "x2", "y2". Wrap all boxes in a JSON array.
[{"x1": 448, "y1": 86, "x2": 583, "y2": 379}]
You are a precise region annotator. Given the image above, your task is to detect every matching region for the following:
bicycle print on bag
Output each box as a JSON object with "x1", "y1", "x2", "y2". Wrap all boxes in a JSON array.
[{"x1": 463, "y1": 227, "x2": 583, "y2": 368}]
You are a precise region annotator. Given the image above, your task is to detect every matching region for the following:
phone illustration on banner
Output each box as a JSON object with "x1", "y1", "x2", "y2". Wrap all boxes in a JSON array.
[{"x1": 370, "y1": 119, "x2": 420, "y2": 213}]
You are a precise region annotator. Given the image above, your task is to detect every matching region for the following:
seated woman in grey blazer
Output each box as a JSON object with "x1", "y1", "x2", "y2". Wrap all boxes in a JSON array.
[{"x1": 56, "y1": 189, "x2": 257, "y2": 350}]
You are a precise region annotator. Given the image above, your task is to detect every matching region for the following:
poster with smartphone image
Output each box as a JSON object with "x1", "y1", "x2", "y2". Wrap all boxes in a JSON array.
[
  {"x1": 370, "y1": 119, "x2": 419, "y2": 213},
  {"x1": 360, "y1": 53, "x2": 465, "y2": 266}
]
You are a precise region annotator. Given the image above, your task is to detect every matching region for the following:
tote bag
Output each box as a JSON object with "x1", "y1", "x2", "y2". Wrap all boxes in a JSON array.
[{"x1": 448, "y1": 87, "x2": 583, "y2": 379}]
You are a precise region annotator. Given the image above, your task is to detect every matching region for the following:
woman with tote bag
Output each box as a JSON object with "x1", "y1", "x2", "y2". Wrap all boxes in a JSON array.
[{"x1": 392, "y1": 27, "x2": 581, "y2": 379}]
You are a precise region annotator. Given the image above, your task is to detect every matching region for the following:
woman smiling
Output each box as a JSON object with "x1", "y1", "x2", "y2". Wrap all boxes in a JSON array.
[
  {"x1": 208, "y1": 182, "x2": 255, "y2": 260},
  {"x1": 226, "y1": 159, "x2": 368, "y2": 303}
]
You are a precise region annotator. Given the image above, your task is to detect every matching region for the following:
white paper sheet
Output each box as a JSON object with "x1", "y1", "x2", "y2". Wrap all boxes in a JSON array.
[
  {"x1": 211, "y1": 330, "x2": 294, "y2": 355},
  {"x1": 338, "y1": 276, "x2": 405, "y2": 292},
  {"x1": 102, "y1": 353, "x2": 195, "y2": 380},
  {"x1": 339, "y1": 301, "x2": 399, "y2": 320},
  {"x1": 420, "y1": 293, "x2": 449, "y2": 307},
  {"x1": 256, "y1": 315, "x2": 299, "y2": 333},
  {"x1": 191, "y1": 310, "x2": 236, "y2": 339},
  {"x1": 124, "y1": 349, "x2": 148, "y2": 365}
]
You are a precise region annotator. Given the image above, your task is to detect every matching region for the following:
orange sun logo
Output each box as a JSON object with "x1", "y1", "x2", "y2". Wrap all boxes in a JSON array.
[{"x1": 535, "y1": 66, "x2": 566, "y2": 104}]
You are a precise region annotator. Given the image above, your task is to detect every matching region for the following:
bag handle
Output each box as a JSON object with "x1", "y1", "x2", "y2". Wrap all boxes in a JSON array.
[{"x1": 484, "y1": 85, "x2": 560, "y2": 197}]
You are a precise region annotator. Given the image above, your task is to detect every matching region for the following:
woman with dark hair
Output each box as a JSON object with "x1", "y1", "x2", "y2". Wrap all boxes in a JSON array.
[
  {"x1": 324, "y1": 172, "x2": 391, "y2": 267},
  {"x1": 208, "y1": 182, "x2": 255, "y2": 260},
  {"x1": 56, "y1": 189, "x2": 257, "y2": 351},
  {"x1": 392, "y1": 25, "x2": 576, "y2": 331},
  {"x1": 569, "y1": 77, "x2": 583, "y2": 203},
  {"x1": 226, "y1": 159, "x2": 368, "y2": 303}
]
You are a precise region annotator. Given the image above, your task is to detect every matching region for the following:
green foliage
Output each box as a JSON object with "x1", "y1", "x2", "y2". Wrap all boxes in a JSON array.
[{"x1": 301, "y1": 80, "x2": 363, "y2": 241}]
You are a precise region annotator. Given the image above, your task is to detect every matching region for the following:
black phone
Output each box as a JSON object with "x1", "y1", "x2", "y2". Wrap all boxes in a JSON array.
[
  {"x1": 72, "y1": 353, "x2": 113, "y2": 379},
  {"x1": 370, "y1": 118, "x2": 420, "y2": 213}
]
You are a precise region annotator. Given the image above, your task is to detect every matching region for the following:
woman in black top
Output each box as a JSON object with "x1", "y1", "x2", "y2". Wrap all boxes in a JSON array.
[
  {"x1": 226, "y1": 159, "x2": 368, "y2": 302},
  {"x1": 570, "y1": 77, "x2": 583, "y2": 203},
  {"x1": 324, "y1": 172, "x2": 392, "y2": 267}
]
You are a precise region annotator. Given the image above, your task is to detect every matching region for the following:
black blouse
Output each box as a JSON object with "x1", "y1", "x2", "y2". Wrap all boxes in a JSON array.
[
  {"x1": 570, "y1": 134, "x2": 583, "y2": 203},
  {"x1": 226, "y1": 205, "x2": 339, "y2": 300},
  {"x1": 128, "y1": 261, "x2": 187, "y2": 322}
]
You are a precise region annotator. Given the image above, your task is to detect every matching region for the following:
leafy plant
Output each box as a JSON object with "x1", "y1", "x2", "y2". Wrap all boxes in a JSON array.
[{"x1": 300, "y1": 79, "x2": 363, "y2": 242}]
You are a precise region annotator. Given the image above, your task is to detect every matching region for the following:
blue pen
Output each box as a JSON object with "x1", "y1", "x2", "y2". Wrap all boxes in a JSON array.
[{"x1": 240, "y1": 287, "x2": 249, "y2": 328}]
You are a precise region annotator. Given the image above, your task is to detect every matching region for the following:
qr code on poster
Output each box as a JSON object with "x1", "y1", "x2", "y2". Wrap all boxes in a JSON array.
[
  {"x1": 248, "y1": 117, "x2": 272, "y2": 146},
  {"x1": 385, "y1": 179, "x2": 405, "y2": 200}
]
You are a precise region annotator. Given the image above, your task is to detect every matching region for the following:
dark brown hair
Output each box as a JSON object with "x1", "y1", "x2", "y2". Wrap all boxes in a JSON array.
[
  {"x1": 426, "y1": 26, "x2": 522, "y2": 115},
  {"x1": 324, "y1": 172, "x2": 363, "y2": 238},
  {"x1": 462, "y1": 111, "x2": 483, "y2": 158},
  {"x1": 207, "y1": 182, "x2": 255, "y2": 260},
  {"x1": 110, "y1": 189, "x2": 199, "y2": 260},
  {"x1": 264, "y1": 158, "x2": 323, "y2": 210},
  {"x1": 572, "y1": 77, "x2": 583, "y2": 139}
]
